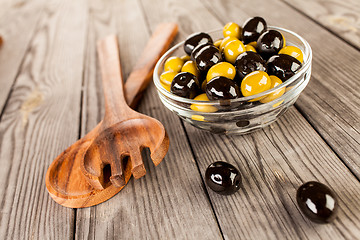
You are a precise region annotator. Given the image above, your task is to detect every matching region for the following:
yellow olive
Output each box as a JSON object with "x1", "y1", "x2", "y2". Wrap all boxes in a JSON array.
[
  {"x1": 248, "y1": 41, "x2": 257, "y2": 48},
  {"x1": 260, "y1": 75, "x2": 285, "y2": 103},
  {"x1": 245, "y1": 44, "x2": 257, "y2": 52},
  {"x1": 180, "y1": 55, "x2": 191, "y2": 62},
  {"x1": 181, "y1": 60, "x2": 200, "y2": 78},
  {"x1": 220, "y1": 36, "x2": 238, "y2": 51},
  {"x1": 223, "y1": 22, "x2": 241, "y2": 39},
  {"x1": 281, "y1": 33, "x2": 286, "y2": 47},
  {"x1": 223, "y1": 39, "x2": 246, "y2": 64},
  {"x1": 241, "y1": 70, "x2": 271, "y2": 101},
  {"x1": 164, "y1": 56, "x2": 184, "y2": 72},
  {"x1": 206, "y1": 62, "x2": 236, "y2": 82},
  {"x1": 191, "y1": 115, "x2": 205, "y2": 121},
  {"x1": 214, "y1": 39, "x2": 223, "y2": 48},
  {"x1": 279, "y1": 46, "x2": 303, "y2": 63},
  {"x1": 160, "y1": 71, "x2": 177, "y2": 92},
  {"x1": 190, "y1": 93, "x2": 217, "y2": 113}
]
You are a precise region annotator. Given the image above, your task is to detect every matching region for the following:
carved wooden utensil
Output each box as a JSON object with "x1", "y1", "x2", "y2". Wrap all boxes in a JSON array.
[
  {"x1": 81, "y1": 35, "x2": 170, "y2": 189},
  {"x1": 45, "y1": 23, "x2": 177, "y2": 208}
]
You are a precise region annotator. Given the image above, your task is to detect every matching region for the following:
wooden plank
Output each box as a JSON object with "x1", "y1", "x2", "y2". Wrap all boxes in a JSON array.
[
  {"x1": 75, "y1": 0, "x2": 222, "y2": 239},
  {"x1": 201, "y1": 0, "x2": 360, "y2": 180},
  {"x1": 0, "y1": 0, "x2": 88, "y2": 238},
  {"x1": 139, "y1": 0, "x2": 360, "y2": 238},
  {"x1": 0, "y1": 0, "x2": 44, "y2": 112},
  {"x1": 282, "y1": 0, "x2": 360, "y2": 48},
  {"x1": 186, "y1": 108, "x2": 360, "y2": 240}
]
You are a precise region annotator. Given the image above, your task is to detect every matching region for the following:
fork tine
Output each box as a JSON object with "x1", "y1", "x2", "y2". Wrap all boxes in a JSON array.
[
  {"x1": 149, "y1": 131, "x2": 170, "y2": 166},
  {"x1": 130, "y1": 147, "x2": 146, "y2": 179}
]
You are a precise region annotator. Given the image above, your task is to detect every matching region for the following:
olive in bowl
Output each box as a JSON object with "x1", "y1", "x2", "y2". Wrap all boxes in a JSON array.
[
  {"x1": 184, "y1": 32, "x2": 213, "y2": 55},
  {"x1": 170, "y1": 72, "x2": 200, "y2": 99},
  {"x1": 153, "y1": 26, "x2": 312, "y2": 135}
]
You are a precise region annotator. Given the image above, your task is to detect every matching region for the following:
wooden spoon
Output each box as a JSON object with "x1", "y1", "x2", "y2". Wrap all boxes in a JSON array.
[{"x1": 45, "y1": 23, "x2": 177, "y2": 208}]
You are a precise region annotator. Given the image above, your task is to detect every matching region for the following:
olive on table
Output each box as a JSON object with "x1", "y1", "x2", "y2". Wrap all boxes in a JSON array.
[
  {"x1": 279, "y1": 45, "x2": 304, "y2": 63},
  {"x1": 164, "y1": 56, "x2": 184, "y2": 72},
  {"x1": 205, "y1": 161, "x2": 242, "y2": 195},
  {"x1": 170, "y1": 72, "x2": 199, "y2": 99},
  {"x1": 223, "y1": 22, "x2": 242, "y2": 39},
  {"x1": 181, "y1": 60, "x2": 200, "y2": 78},
  {"x1": 240, "y1": 70, "x2": 271, "y2": 101},
  {"x1": 297, "y1": 181, "x2": 338, "y2": 224},
  {"x1": 257, "y1": 30, "x2": 285, "y2": 60},
  {"x1": 160, "y1": 71, "x2": 177, "y2": 92},
  {"x1": 206, "y1": 62, "x2": 236, "y2": 82},
  {"x1": 235, "y1": 51, "x2": 267, "y2": 80},
  {"x1": 206, "y1": 76, "x2": 241, "y2": 100},
  {"x1": 242, "y1": 16, "x2": 267, "y2": 44},
  {"x1": 184, "y1": 32, "x2": 213, "y2": 55},
  {"x1": 267, "y1": 54, "x2": 302, "y2": 81},
  {"x1": 195, "y1": 45, "x2": 223, "y2": 72},
  {"x1": 223, "y1": 39, "x2": 246, "y2": 64}
]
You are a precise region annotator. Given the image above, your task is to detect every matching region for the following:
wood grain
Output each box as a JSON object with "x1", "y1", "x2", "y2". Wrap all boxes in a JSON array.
[
  {"x1": 186, "y1": 107, "x2": 360, "y2": 239},
  {"x1": 140, "y1": 0, "x2": 360, "y2": 238},
  {"x1": 0, "y1": 0, "x2": 44, "y2": 112},
  {"x1": 0, "y1": 0, "x2": 88, "y2": 238},
  {"x1": 200, "y1": 0, "x2": 360, "y2": 179},
  {"x1": 283, "y1": 0, "x2": 360, "y2": 48},
  {"x1": 75, "y1": 0, "x2": 222, "y2": 239}
]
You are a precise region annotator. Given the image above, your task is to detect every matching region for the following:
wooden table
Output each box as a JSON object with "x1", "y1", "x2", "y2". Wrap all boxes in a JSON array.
[{"x1": 0, "y1": 0, "x2": 359, "y2": 239}]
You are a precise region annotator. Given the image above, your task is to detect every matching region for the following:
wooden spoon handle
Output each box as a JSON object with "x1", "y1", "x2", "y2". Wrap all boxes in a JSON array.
[
  {"x1": 97, "y1": 35, "x2": 131, "y2": 124},
  {"x1": 125, "y1": 23, "x2": 178, "y2": 109}
]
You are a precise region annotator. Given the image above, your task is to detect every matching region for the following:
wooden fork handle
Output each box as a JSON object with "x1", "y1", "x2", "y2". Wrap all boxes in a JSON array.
[{"x1": 125, "y1": 23, "x2": 178, "y2": 109}]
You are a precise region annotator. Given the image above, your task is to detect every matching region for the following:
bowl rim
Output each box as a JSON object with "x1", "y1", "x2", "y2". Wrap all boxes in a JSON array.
[{"x1": 153, "y1": 26, "x2": 312, "y2": 105}]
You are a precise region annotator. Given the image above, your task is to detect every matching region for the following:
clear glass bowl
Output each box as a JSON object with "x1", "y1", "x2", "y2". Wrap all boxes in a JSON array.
[{"x1": 153, "y1": 26, "x2": 312, "y2": 135}]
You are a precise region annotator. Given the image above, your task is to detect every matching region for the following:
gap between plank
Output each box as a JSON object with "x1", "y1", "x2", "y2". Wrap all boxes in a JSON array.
[
  {"x1": 180, "y1": 120, "x2": 226, "y2": 240},
  {"x1": 280, "y1": 0, "x2": 360, "y2": 52},
  {"x1": 72, "y1": 208, "x2": 77, "y2": 240},
  {"x1": 73, "y1": 2, "x2": 91, "y2": 238}
]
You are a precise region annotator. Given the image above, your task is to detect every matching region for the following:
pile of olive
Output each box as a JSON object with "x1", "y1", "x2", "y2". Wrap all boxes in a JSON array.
[
  {"x1": 160, "y1": 17, "x2": 304, "y2": 112},
  {"x1": 204, "y1": 161, "x2": 338, "y2": 224}
]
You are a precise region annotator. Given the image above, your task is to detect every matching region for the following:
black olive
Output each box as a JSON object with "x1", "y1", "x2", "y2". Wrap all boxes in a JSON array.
[
  {"x1": 257, "y1": 30, "x2": 284, "y2": 60},
  {"x1": 242, "y1": 16, "x2": 267, "y2": 44},
  {"x1": 194, "y1": 45, "x2": 223, "y2": 72},
  {"x1": 170, "y1": 72, "x2": 199, "y2": 99},
  {"x1": 206, "y1": 76, "x2": 240, "y2": 100},
  {"x1": 184, "y1": 32, "x2": 213, "y2": 56},
  {"x1": 191, "y1": 43, "x2": 210, "y2": 61},
  {"x1": 205, "y1": 161, "x2": 242, "y2": 195},
  {"x1": 267, "y1": 54, "x2": 302, "y2": 81},
  {"x1": 235, "y1": 51, "x2": 267, "y2": 80},
  {"x1": 297, "y1": 181, "x2": 338, "y2": 224}
]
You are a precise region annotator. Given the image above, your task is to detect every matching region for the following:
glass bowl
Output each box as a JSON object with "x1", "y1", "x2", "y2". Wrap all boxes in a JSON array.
[{"x1": 153, "y1": 26, "x2": 312, "y2": 135}]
